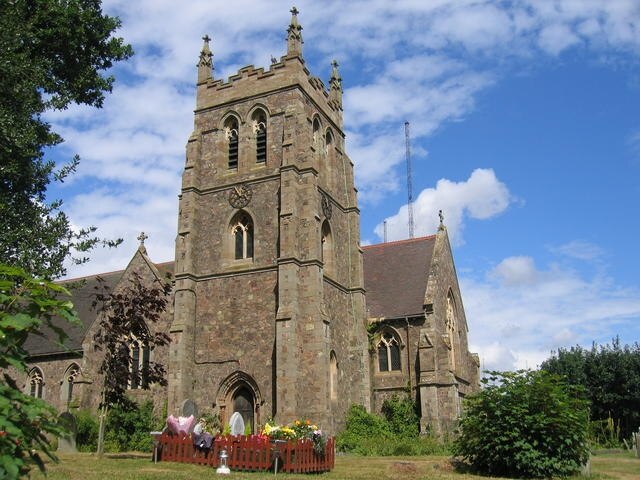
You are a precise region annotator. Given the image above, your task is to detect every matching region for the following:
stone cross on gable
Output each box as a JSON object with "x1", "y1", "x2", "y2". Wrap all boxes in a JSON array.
[{"x1": 137, "y1": 232, "x2": 148, "y2": 246}]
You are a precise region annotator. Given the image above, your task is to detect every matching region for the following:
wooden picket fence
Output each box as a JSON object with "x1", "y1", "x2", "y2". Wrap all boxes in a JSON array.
[{"x1": 158, "y1": 433, "x2": 335, "y2": 473}]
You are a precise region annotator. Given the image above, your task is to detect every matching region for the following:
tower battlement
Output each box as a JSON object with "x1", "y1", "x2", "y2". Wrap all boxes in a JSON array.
[{"x1": 195, "y1": 8, "x2": 343, "y2": 129}]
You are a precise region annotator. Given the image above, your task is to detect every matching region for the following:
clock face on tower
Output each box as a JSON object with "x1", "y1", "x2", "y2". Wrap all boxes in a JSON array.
[{"x1": 228, "y1": 184, "x2": 253, "y2": 208}]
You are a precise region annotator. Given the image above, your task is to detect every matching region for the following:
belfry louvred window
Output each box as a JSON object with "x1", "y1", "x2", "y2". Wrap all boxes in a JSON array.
[
  {"x1": 252, "y1": 109, "x2": 267, "y2": 163},
  {"x1": 225, "y1": 116, "x2": 239, "y2": 169}
]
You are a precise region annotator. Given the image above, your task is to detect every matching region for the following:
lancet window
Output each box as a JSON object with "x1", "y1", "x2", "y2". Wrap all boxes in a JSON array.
[
  {"x1": 321, "y1": 220, "x2": 334, "y2": 275},
  {"x1": 312, "y1": 117, "x2": 322, "y2": 150},
  {"x1": 446, "y1": 290, "x2": 457, "y2": 372},
  {"x1": 252, "y1": 109, "x2": 267, "y2": 163},
  {"x1": 325, "y1": 129, "x2": 333, "y2": 156},
  {"x1": 225, "y1": 116, "x2": 239, "y2": 169},
  {"x1": 330, "y1": 351, "x2": 338, "y2": 401}
]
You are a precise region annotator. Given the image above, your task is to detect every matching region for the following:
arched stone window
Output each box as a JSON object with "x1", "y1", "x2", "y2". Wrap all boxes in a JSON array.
[
  {"x1": 330, "y1": 351, "x2": 338, "y2": 401},
  {"x1": 321, "y1": 220, "x2": 334, "y2": 276},
  {"x1": 129, "y1": 337, "x2": 150, "y2": 389},
  {"x1": 325, "y1": 129, "x2": 333, "y2": 156},
  {"x1": 377, "y1": 331, "x2": 401, "y2": 372},
  {"x1": 224, "y1": 116, "x2": 239, "y2": 169},
  {"x1": 446, "y1": 290, "x2": 457, "y2": 372},
  {"x1": 62, "y1": 363, "x2": 80, "y2": 406},
  {"x1": 312, "y1": 116, "x2": 322, "y2": 151},
  {"x1": 231, "y1": 212, "x2": 254, "y2": 260},
  {"x1": 28, "y1": 367, "x2": 44, "y2": 398},
  {"x1": 252, "y1": 109, "x2": 267, "y2": 163}
]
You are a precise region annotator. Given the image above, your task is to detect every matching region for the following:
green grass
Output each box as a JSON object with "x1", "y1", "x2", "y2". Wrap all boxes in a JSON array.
[{"x1": 27, "y1": 451, "x2": 638, "y2": 479}]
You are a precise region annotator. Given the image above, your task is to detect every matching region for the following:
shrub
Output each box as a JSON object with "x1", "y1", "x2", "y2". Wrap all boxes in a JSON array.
[
  {"x1": 337, "y1": 401, "x2": 449, "y2": 456},
  {"x1": 381, "y1": 394, "x2": 419, "y2": 438},
  {"x1": 104, "y1": 400, "x2": 157, "y2": 452},
  {"x1": 336, "y1": 404, "x2": 391, "y2": 452},
  {"x1": 73, "y1": 410, "x2": 99, "y2": 452},
  {"x1": 453, "y1": 370, "x2": 590, "y2": 478}
]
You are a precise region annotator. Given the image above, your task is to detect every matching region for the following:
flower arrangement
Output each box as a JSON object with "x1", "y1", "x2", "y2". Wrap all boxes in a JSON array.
[
  {"x1": 262, "y1": 421, "x2": 296, "y2": 440},
  {"x1": 262, "y1": 419, "x2": 327, "y2": 456}
]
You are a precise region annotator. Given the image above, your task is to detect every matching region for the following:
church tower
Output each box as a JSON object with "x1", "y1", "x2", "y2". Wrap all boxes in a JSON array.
[{"x1": 168, "y1": 8, "x2": 370, "y2": 432}]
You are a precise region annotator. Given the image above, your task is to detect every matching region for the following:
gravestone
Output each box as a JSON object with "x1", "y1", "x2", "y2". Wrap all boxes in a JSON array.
[
  {"x1": 181, "y1": 399, "x2": 198, "y2": 418},
  {"x1": 57, "y1": 412, "x2": 77, "y2": 453},
  {"x1": 229, "y1": 412, "x2": 245, "y2": 436}
]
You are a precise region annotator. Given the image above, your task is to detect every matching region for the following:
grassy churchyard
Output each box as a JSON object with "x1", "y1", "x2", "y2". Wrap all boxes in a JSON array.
[{"x1": 29, "y1": 451, "x2": 638, "y2": 480}]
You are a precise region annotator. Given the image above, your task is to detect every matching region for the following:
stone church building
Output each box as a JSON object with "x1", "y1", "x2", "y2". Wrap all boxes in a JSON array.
[{"x1": 19, "y1": 9, "x2": 479, "y2": 435}]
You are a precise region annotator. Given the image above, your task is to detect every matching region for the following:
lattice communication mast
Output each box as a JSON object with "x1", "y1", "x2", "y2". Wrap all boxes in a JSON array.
[{"x1": 405, "y1": 121, "x2": 415, "y2": 238}]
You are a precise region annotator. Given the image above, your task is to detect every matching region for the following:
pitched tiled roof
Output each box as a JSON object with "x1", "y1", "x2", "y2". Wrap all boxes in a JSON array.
[
  {"x1": 362, "y1": 235, "x2": 436, "y2": 319},
  {"x1": 24, "y1": 270, "x2": 124, "y2": 357}
]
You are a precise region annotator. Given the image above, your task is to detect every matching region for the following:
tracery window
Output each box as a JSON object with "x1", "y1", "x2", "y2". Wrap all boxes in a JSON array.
[
  {"x1": 225, "y1": 116, "x2": 239, "y2": 169},
  {"x1": 377, "y1": 331, "x2": 401, "y2": 372},
  {"x1": 232, "y1": 212, "x2": 254, "y2": 260},
  {"x1": 252, "y1": 109, "x2": 267, "y2": 163},
  {"x1": 28, "y1": 367, "x2": 44, "y2": 398},
  {"x1": 63, "y1": 363, "x2": 80, "y2": 405},
  {"x1": 129, "y1": 337, "x2": 150, "y2": 389}
]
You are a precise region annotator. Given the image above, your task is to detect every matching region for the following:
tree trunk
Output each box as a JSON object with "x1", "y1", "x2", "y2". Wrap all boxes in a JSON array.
[{"x1": 97, "y1": 390, "x2": 108, "y2": 457}]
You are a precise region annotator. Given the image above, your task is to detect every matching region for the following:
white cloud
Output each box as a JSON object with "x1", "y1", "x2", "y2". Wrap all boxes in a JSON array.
[
  {"x1": 490, "y1": 256, "x2": 538, "y2": 286},
  {"x1": 375, "y1": 168, "x2": 512, "y2": 243},
  {"x1": 461, "y1": 254, "x2": 640, "y2": 372},
  {"x1": 549, "y1": 240, "x2": 605, "y2": 261},
  {"x1": 538, "y1": 23, "x2": 581, "y2": 55}
]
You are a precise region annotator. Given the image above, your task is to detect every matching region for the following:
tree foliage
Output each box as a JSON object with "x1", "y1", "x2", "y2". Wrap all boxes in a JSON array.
[
  {"x1": 453, "y1": 370, "x2": 589, "y2": 479},
  {"x1": 0, "y1": 0, "x2": 132, "y2": 279},
  {"x1": 0, "y1": 265, "x2": 79, "y2": 477},
  {"x1": 92, "y1": 272, "x2": 171, "y2": 407},
  {"x1": 541, "y1": 338, "x2": 640, "y2": 441},
  {"x1": 91, "y1": 271, "x2": 170, "y2": 456}
]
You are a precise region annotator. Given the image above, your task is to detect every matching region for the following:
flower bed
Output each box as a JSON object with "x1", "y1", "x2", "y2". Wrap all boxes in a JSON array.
[{"x1": 158, "y1": 433, "x2": 335, "y2": 473}]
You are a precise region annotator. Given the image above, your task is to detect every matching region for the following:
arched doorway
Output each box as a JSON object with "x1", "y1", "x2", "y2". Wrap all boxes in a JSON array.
[
  {"x1": 232, "y1": 386, "x2": 255, "y2": 433},
  {"x1": 216, "y1": 371, "x2": 261, "y2": 435}
]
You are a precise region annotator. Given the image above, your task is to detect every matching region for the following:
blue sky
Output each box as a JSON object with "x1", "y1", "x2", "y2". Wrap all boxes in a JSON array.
[{"x1": 47, "y1": 0, "x2": 640, "y2": 371}]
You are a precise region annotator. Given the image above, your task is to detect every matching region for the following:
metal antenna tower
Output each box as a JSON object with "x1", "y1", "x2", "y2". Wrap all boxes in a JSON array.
[{"x1": 405, "y1": 121, "x2": 415, "y2": 238}]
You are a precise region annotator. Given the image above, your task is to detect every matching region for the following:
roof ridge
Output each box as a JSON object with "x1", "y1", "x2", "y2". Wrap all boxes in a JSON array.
[
  {"x1": 59, "y1": 268, "x2": 125, "y2": 283},
  {"x1": 60, "y1": 259, "x2": 175, "y2": 284},
  {"x1": 362, "y1": 234, "x2": 436, "y2": 250}
]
